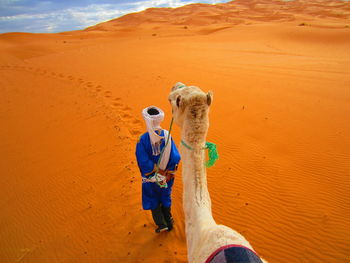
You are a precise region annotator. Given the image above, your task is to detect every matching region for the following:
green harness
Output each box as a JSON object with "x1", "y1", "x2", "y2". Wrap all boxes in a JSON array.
[{"x1": 180, "y1": 140, "x2": 219, "y2": 168}]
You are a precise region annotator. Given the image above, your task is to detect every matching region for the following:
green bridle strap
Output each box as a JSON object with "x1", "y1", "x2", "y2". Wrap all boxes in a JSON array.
[
  {"x1": 180, "y1": 139, "x2": 196, "y2": 150},
  {"x1": 180, "y1": 140, "x2": 219, "y2": 168}
]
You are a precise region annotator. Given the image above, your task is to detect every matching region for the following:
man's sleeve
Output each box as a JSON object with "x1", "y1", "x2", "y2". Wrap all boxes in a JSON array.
[{"x1": 136, "y1": 138, "x2": 156, "y2": 177}]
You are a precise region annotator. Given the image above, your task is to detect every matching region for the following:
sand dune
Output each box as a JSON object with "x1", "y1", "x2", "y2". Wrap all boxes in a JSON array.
[
  {"x1": 1, "y1": 0, "x2": 350, "y2": 262},
  {"x1": 87, "y1": 0, "x2": 350, "y2": 30}
]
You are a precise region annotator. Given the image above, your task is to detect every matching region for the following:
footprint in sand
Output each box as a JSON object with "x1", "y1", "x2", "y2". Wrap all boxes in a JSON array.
[
  {"x1": 121, "y1": 112, "x2": 132, "y2": 118},
  {"x1": 112, "y1": 102, "x2": 123, "y2": 108},
  {"x1": 104, "y1": 91, "x2": 112, "y2": 98},
  {"x1": 86, "y1": 82, "x2": 94, "y2": 87},
  {"x1": 130, "y1": 129, "x2": 142, "y2": 136},
  {"x1": 122, "y1": 106, "x2": 132, "y2": 111},
  {"x1": 95, "y1": 85, "x2": 102, "y2": 92},
  {"x1": 132, "y1": 119, "x2": 142, "y2": 125},
  {"x1": 68, "y1": 75, "x2": 75, "y2": 80},
  {"x1": 121, "y1": 113, "x2": 135, "y2": 120}
]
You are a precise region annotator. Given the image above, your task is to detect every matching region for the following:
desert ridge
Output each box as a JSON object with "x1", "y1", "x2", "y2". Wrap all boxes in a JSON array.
[
  {"x1": 87, "y1": 0, "x2": 350, "y2": 31},
  {"x1": 0, "y1": 0, "x2": 350, "y2": 262}
]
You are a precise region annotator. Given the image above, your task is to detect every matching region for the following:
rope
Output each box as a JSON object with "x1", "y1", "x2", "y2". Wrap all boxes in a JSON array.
[{"x1": 153, "y1": 117, "x2": 174, "y2": 188}]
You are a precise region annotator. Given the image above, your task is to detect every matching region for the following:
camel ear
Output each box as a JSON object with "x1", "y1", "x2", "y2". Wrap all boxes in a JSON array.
[
  {"x1": 176, "y1": 95, "x2": 181, "y2": 108},
  {"x1": 207, "y1": 91, "x2": 213, "y2": 106}
]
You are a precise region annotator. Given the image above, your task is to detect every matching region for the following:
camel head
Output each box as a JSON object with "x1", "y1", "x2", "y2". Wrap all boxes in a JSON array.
[{"x1": 168, "y1": 82, "x2": 213, "y2": 130}]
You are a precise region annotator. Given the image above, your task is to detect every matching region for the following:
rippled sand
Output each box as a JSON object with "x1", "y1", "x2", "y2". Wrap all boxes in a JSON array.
[{"x1": 1, "y1": 0, "x2": 350, "y2": 262}]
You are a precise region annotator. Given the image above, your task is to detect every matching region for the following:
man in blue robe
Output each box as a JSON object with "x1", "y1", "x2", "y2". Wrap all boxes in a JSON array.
[{"x1": 136, "y1": 106, "x2": 181, "y2": 233}]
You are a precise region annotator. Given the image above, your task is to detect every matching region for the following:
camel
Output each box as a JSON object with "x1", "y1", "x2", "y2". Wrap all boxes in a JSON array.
[{"x1": 168, "y1": 83, "x2": 267, "y2": 263}]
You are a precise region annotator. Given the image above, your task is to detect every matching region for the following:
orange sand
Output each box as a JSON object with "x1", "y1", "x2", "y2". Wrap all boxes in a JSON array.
[{"x1": 1, "y1": 0, "x2": 350, "y2": 262}]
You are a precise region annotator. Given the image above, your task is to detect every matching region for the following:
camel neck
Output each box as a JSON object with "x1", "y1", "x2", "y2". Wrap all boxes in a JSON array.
[{"x1": 180, "y1": 118, "x2": 215, "y2": 227}]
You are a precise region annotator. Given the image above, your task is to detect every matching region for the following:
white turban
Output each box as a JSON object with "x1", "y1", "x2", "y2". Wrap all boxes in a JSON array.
[
  {"x1": 142, "y1": 106, "x2": 171, "y2": 170},
  {"x1": 142, "y1": 106, "x2": 166, "y2": 156}
]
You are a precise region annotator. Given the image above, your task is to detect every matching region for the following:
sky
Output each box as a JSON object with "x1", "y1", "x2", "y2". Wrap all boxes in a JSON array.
[{"x1": 0, "y1": 0, "x2": 229, "y2": 33}]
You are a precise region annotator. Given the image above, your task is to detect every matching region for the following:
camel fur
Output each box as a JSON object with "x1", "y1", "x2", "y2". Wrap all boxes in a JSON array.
[{"x1": 168, "y1": 83, "x2": 267, "y2": 263}]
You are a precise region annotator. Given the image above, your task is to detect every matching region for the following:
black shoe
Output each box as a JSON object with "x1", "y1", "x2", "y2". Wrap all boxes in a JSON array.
[
  {"x1": 167, "y1": 218, "x2": 174, "y2": 232},
  {"x1": 155, "y1": 226, "x2": 168, "y2": 233}
]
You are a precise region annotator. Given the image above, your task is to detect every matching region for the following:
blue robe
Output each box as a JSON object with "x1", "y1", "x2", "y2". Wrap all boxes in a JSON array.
[{"x1": 136, "y1": 130, "x2": 181, "y2": 210}]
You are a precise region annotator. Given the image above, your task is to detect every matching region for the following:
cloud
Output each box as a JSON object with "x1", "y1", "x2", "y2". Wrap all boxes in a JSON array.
[{"x1": 0, "y1": 0, "x2": 228, "y2": 33}]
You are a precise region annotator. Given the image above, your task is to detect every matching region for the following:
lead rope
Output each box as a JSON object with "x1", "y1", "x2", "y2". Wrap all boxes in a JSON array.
[{"x1": 154, "y1": 117, "x2": 174, "y2": 188}]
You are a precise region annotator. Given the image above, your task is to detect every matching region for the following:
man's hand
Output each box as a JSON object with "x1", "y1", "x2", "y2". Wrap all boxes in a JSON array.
[
  {"x1": 158, "y1": 169, "x2": 175, "y2": 182},
  {"x1": 157, "y1": 169, "x2": 168, "y2": 176}
]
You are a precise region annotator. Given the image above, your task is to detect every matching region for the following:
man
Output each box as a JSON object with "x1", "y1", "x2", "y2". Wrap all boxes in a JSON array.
[{"x1": 136, "y1": 106, "x2": 181, "y2": 233}]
